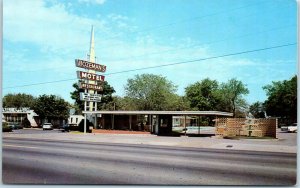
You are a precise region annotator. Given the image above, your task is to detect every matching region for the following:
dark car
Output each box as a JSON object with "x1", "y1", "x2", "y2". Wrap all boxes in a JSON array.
[
  {"x1": 60, "y1": 123, "x2": 70, "y2": 132},
  {"x1": 8, "y1": 124, "x2": 23, "y2": 130}
]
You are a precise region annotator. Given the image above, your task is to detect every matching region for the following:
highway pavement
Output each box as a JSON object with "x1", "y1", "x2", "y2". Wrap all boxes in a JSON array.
[{"x1": 2, "y1": 137, "x2": 297, "y2": 185}]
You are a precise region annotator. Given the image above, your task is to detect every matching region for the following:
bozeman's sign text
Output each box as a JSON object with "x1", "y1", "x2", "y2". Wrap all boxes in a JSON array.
[
  {"x1": 75, "y1": 59, "x2": 106, "y2": 72},
  {"x1": 77, "y1": 71, "x2": 105, "y2": 82},
  {"x1": 79, "y1": 82, "x2": 103, "y2": 91}
]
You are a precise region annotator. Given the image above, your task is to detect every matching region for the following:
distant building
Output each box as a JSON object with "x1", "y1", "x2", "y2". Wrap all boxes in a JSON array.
[
  {"x1": 68, "y1": 115, "x2": 84, "y2": 127},
  {"x1": 2, "y1": 108, "x2": 39, "y2": 127}
]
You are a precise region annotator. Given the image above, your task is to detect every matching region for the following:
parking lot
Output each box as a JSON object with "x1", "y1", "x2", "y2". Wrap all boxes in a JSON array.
[{"x1": 4, "y1": 128, "x2": 297, "y2": 148}]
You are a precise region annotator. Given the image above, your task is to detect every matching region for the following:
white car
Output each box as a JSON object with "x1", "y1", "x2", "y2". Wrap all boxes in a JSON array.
[
  {"x1": 42, "y1": 123, "x2": 53, "y2": 130},
  {"x1": 287, "y1": 123, "x2": 297, "y2": 133}
]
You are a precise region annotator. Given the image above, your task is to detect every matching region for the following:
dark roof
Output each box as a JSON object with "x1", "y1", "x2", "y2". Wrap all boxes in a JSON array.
[{"x1": 83, "y1": 110, "x2": 233, "y2": 116}]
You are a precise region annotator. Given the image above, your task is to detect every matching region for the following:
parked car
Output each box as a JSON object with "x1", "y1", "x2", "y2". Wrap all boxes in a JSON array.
[
  {"x1": 60, "y1": 123, "x2": 70, "y2": 132},
  {"x1": 281, "y1": 125, "x2": 288, "y2": 132},
  {"x1": 42, "y1": 123, "x2": 53, "y2": 130},
  {"x1": 7, "y1": 124, "x2": 23, "y2": 130},
  {"x1": 281, "y1": 123, "x2": 297, "y2": 133},
  {"x1": 287, "y1": 123, "x2": 297, "y2": 133}
]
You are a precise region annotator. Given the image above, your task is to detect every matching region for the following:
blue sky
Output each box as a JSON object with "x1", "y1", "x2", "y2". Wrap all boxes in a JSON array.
[{"x1": 3, "y1": 0, "x2": 297, "y2": 105}]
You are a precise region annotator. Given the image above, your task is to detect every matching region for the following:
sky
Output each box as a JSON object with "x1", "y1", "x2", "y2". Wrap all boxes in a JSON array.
[{"x1": 2, "y1": 0, "x2": 297, "y2": 105}]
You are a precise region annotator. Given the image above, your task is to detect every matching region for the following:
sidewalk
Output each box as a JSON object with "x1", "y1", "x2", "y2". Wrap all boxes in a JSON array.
[{"x1": 3, "y1": 131, "x2": 297, "y2": 153}]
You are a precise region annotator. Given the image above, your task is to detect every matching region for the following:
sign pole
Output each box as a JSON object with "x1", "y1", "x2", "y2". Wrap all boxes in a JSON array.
[
  {"x1": 84, "y1": 100, "x2": 87, "y2": 134},
  {"x1": 84, "y1": 67, "x2": 87, "y2": 135},
  {"x1": 95, "y1": 99, "x2": 97, "y2": 129}
]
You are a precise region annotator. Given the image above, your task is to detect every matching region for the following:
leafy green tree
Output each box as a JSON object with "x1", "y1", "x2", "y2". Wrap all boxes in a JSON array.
[
  {"x1": 70, "y1": 81, "x2": 115, "y2": 113},
  {"x1": 220, "y1": 78, "x2": 249, "y2": 117},
  {"x1": 98, "y1": 81, "x2": 116, "y2": 109},
  {"x1": 111, "y1": 96, "x2": 138, "y2": 111},
  {"x1": 124, "y1": 74, "x2": 178, "y2": 110},
  {"x1": 249, "y1": 101, "x2": 265, "y2": 118},
  {"x1": 32, "y1": 94, "x2": 70, "y2": 122},
  {"x1": 263, "y1": 75, "x2": 297, "y2": 122},
  {"x1": 185, "y1": 78, "x2": 220, "y2": 111},
  {"x1": 3, "y1": 93, "x2": 36, "y2": 108},
  {"x1": 167, "y1": 95, "x2": 191, "y2": 111},
  {"x1": 70, "y1": 83, "x2": 84, "y2": 114}
]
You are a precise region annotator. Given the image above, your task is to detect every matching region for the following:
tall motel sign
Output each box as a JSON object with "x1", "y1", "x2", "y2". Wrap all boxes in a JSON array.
[{"x1": 75, "y1": 26, "x2": 106, "y2": 134}]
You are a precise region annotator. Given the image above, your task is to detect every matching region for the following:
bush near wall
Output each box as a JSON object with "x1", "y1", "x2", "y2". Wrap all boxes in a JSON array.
[{"x1": 2, "y1": 122, "x2": 13, "y2": 132}]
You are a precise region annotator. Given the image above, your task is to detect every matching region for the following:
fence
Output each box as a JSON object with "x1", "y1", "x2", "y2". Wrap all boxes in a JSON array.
[{"x1": 215, "y1": 118, "x2": 277, "y2": 138}]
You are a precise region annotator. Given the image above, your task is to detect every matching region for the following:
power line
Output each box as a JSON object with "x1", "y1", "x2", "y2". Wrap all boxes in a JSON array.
[
  {"x1": 104, "y1": 43, "x2": 296, "y2": 75},
  {"x1": 5, "y1": 23, "x2": 295, "y2": 74},
  {"x1": 3, "y1": 78, "x2": 77, "y2": 89},
  {"x1": 3, "y1": 42, "x2": 296, "y2": 89}
]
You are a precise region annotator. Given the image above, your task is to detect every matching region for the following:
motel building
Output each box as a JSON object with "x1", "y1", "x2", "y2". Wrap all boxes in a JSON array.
[
  {"x1": 82, "y1": 111, "x2": 277, "y2": 138},
  {"x1": 84, "y1": 111, "x2": 233, "y2": 135}
]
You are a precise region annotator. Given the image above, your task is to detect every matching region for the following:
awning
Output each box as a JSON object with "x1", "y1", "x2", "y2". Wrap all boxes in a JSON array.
[{"x1": 82, "y1": 110, "x2": 233, "y2": 116}]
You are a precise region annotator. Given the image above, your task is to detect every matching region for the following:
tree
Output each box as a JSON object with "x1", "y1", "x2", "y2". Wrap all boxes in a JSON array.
[
  {"x1": 70, "y1": 83, "x2": 84, "y2": 114},
  {"x1": 167, "y1": 95, "x2": 191, "y2": 111},
  {"x1": 111, "y1": 96, "x2": 138, "y2": 111},
  {"x1": 3, "y1": 93, "x2": 36, "y2": 108},
  {"x1": 32, "y1": 94, "x2": 70, "y2": 123},
  {"x1": 220, "y1": 78, "x2": 249, "y2": 117},
  {"x1": 98, "y1": 81, "x2": 116, "y2": 110},
  {"x1": 263, "y1": 75, "x2": 297, "y2": 122},
  {"x1": 185, "y1": 78, "x2": 220, "y2": 111},
  {"x1": 249, "y1": 101, "x2": 265, "y2": 118},
  {"x1": 70, "y1": 81, "x2": 115, "y2": 113},
  {"x1": 124, "y1": 74, "x2": 178, "y2": 110}
]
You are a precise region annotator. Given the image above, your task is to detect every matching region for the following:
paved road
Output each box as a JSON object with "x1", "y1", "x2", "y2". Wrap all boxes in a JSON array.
[{"x1": 3, "y1": 137, "x2": 296, "y2": 185}]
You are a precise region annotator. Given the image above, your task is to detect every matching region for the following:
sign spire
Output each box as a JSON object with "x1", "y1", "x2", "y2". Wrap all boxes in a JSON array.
[{"x1": 89, "y1": 25, "x2": 95, "y2": 63}]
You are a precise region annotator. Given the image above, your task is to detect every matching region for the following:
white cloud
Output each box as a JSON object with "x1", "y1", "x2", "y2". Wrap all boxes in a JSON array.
[
  {"x1": 3, "y1": 0, "x2": 111, "y2": 55},
  {"x1": 108, "y1": 14, "x2": 129, "y2": 21}
]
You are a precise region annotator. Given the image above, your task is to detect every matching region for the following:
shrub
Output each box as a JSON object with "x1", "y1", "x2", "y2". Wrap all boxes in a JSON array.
[
  {"x1": 21, "y1": 117, "x2": 31, "y2": 128},
  {"x1": 78, "y1": 119, "x2": 93, "y2": 133},
  {"x1": 3, "y1": 122, "x2": 12, "y2": 132}
]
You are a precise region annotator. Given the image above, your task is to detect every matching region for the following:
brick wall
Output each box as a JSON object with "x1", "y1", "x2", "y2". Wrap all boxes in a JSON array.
[{"x1": 215, "y1": 118, "x2": 277, "y2": 138}]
